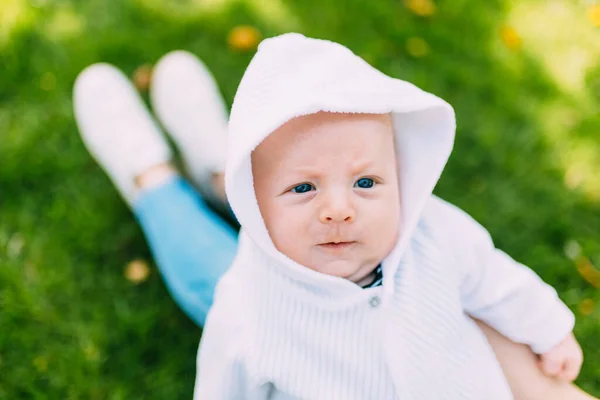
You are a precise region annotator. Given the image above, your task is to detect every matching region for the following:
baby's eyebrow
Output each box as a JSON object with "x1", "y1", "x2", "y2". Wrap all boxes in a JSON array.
[
  {"x1": 285, "y1": 159, "x2": 376, "y2": 179},
  {"x1": 350, "y1": 159, "x2": 374, "y2": 173},
  {"x1": 288, "y1": 165, "x2": 322, "y2": 178}
]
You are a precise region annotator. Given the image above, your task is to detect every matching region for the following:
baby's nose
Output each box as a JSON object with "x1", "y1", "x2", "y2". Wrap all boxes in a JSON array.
[{"x1": 319, "y1": 193, "x2": 355, "y2": 224}]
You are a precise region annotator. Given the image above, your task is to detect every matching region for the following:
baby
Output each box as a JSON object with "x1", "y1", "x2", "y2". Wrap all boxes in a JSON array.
[{"x1": 194, "y1": 33, "x2": 582, "y2": 399}]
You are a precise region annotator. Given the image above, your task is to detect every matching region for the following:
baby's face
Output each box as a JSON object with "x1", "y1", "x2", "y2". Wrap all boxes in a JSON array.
[{"x1": 252, "y1": 112, "x2": 400, "y2": 284}]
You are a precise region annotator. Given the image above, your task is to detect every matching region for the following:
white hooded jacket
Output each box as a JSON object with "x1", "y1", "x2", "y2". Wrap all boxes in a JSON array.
[{"x1": 193, "y1": 33, "x2": 575, "y2": 399}]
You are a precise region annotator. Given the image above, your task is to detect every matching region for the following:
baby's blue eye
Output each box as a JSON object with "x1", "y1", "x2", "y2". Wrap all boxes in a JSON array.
[
  {"x1": 355, "y1": 178, "x2": 374, "y2": 189},
  {"x1": 292, "y1": 183, "x2": 314, "y2": 193}
]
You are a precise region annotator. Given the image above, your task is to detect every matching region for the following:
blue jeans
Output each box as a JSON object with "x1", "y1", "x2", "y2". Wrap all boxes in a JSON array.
[{"x1": 134, "y1": 177, "x2": 238, "y2": 326}]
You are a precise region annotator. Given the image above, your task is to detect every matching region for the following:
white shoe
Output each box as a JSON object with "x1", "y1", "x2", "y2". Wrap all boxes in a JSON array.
[
  {"x1": 73, "y1": 63, "x2": 172, "y2": 207},
  {"x1": 150, "y1": 50, "x2": 228, "y2": 192}
]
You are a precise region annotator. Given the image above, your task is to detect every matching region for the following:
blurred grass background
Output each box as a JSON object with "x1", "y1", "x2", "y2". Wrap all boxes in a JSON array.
[{"x1": 1, "y1": 0, "x2": 599, "y2": 398}]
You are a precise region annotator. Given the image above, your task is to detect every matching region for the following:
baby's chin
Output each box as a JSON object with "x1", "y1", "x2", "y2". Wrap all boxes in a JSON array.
[{"x1": 306, "y1": 257, "x2": 377, "y2": 283}]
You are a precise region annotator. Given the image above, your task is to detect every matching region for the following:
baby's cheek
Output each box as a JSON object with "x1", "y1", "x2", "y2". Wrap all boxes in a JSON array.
[
  {"x1": 370, "y1": 202, "x2": 400, "y2": 248},
  {"x1": 270, "y1": 209, "x2": 309, "y2": 252}
]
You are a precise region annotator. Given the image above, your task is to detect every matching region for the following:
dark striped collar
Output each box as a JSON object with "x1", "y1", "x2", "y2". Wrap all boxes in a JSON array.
[{"x1": 362, "y1": 264, "x2": 383, "y2": 289}]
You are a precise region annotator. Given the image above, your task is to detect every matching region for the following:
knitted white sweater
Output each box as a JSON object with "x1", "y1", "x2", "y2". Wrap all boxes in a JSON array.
[{"x1": 193, "y1": 33, "x2": 575, "y2": 399}]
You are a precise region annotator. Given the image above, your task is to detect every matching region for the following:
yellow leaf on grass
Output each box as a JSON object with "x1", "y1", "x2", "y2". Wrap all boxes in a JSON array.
[
  {"x1": 500, "y1": 26, "x2": 521, "y2": 50},
  {"x1": 588, "y1": 5, "x2": 600, "y2": 27},
  {"x1": 125, "y1": 259, "x2": 150, "y2": 284},
  {"x1": 228, "y1": 25, "x2": 261, "y2": 51},
  {"x1": 133, "y1": 64, "x2": 153, "y2": 92},
  {"x1": 404, "y1": 0, "x2": 436, "y2": 17},
  {"x1": 575, "y1": 256, "x2": 600, "y2": 288},
  {"x1": 578, "y1": 299, "x2": 595, "y2": 316}
]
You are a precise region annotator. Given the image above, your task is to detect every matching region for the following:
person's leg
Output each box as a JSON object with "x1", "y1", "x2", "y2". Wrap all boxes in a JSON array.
[
  {"x1": 476, "y1": 320, "x2": 597, "y2": 400},
  {"x1": 133, "y1": 165, "x2": 237, "y2": 326},
  {"x1": 150, "y1": 50, "x2": 230, "y2": 213},
  {"x1": 73, "y1": 64, "x2": 236, "y2": 326}
]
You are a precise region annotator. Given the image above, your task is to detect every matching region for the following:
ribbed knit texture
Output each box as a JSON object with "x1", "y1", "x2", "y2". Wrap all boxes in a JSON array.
[
  {"x1": 194, "y1": 33, "x2": 575, "y2": 399},
  {"x1": 195, "y1": 197, "x2": 574, "y2": 399}
]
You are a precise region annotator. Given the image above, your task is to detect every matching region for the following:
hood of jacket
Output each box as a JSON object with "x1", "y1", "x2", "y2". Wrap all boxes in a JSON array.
[{"x1": 226, "y1": 33, "x2": 456, "y2": 296}]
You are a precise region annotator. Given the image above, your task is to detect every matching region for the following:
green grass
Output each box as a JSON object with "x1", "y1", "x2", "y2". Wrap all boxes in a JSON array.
[{"x1": 1, "y1": 0, "x2": 599, "y2": 397}]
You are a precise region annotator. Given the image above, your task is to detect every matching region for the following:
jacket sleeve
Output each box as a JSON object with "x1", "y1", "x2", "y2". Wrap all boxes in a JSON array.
[
  {"x1": 193, "y1": 294, "x2": 267, "y2": 399},
  {"x1": 429, "y1": 197, "x2": 575, "y2": 354}
]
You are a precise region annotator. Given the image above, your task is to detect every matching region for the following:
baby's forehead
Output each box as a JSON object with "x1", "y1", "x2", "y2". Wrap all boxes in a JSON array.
[
  {"x1": 263, "y1": 111, "x2": 394, "y2": 147},
  {"x1": 280, "y1": 111, "x2": 392, "y2": 132},
  {"x1": 252, "y1": 111, "x2": 396, "y2": 171}
]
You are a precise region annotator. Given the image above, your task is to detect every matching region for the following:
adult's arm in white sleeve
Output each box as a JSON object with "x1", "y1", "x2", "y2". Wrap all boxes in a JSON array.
[{"x1": 431, "y1": 197, "x2": 575, "y2": 354}]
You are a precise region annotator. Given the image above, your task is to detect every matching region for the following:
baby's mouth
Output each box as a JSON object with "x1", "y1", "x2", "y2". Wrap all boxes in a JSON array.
[{"x1": 317, "y1": 241, "x2": 357, "y2": 251}]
